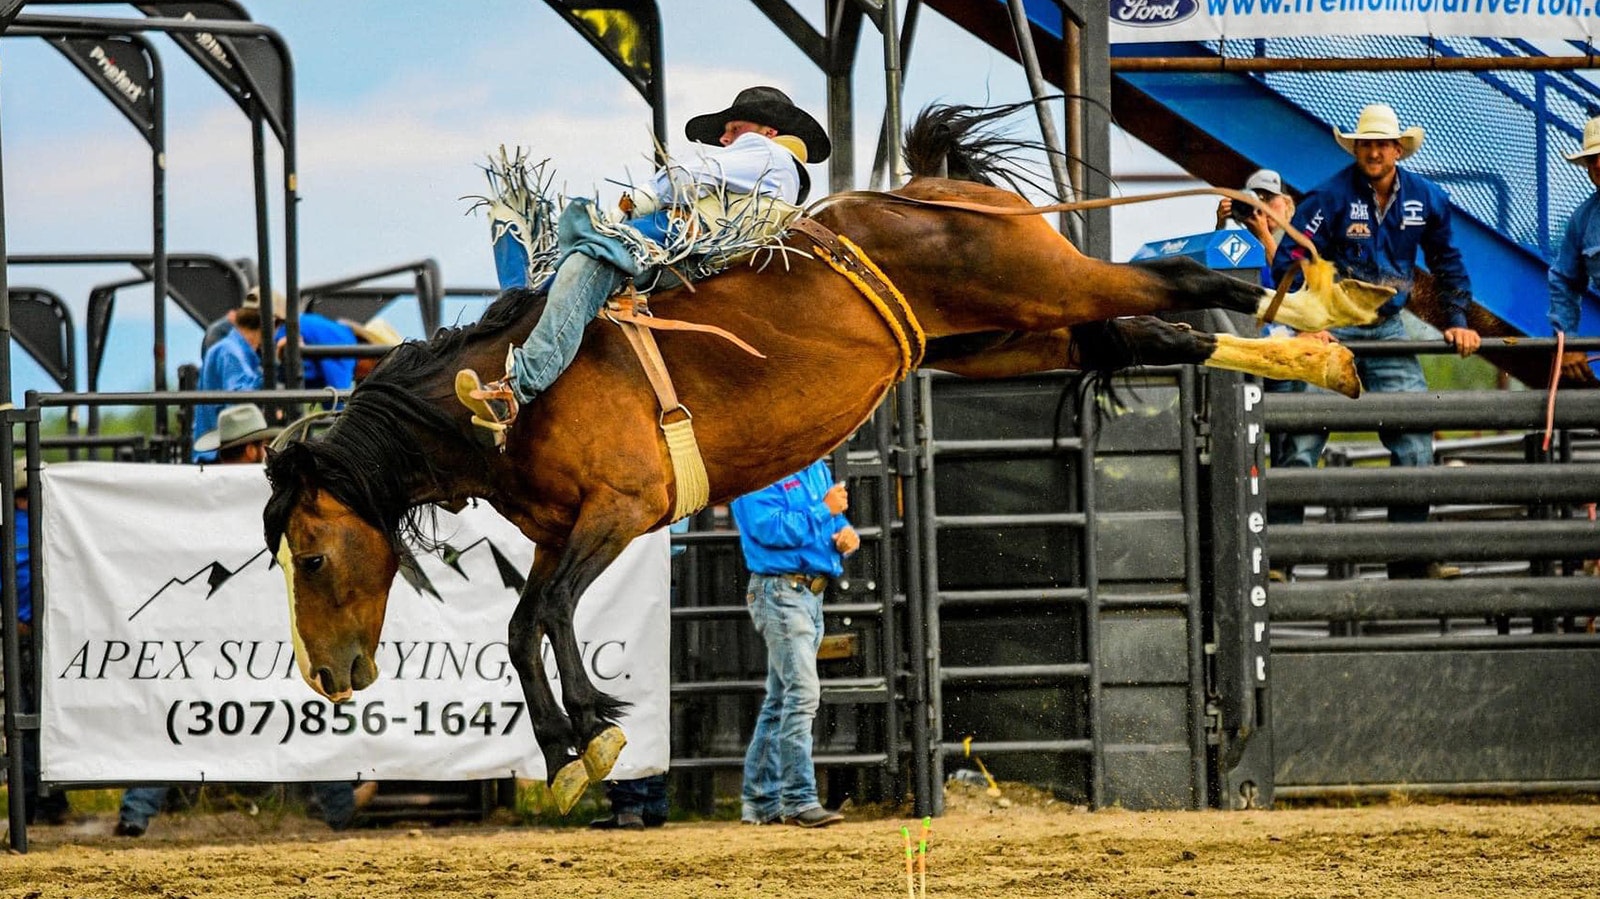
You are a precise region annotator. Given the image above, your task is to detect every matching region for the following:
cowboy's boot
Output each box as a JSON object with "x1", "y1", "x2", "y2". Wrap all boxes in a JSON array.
[{"x1": 455, "y1": 346, "x2": 523, "y2": 449}]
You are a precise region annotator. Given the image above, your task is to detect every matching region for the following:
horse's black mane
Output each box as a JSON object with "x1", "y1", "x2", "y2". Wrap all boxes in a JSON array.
[
  {"x1": 903, "y1": 101, "x2": 1133, "y2": 409},
  {"x1": 263, "y1": 287, "x2": 546, "y2": 555}
]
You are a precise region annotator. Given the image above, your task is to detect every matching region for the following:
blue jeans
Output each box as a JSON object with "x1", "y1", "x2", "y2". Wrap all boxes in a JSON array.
[
  {"x1": 741, "y1": 574, "x2": 825, "y2": 823},
  {"x1": 118, "y1": 786, "x2": 170, "y2": 829},
  {"x1": 509, "y1": 250, "x2": 624, "y2": 402},
  {"x1": 119, "y1": 782, "x2": 357, "y2": 830},
  {"x1": 607, "y1": 773, "x2": 669, "y2": 822},
  {"x1": 1266, "y1": 315, "x2": 1433, "y2": 528}
]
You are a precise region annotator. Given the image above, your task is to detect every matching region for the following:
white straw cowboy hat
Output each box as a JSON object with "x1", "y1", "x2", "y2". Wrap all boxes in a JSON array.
[
  {"x1": 342, "y1": 316, "x2": 403, "y2": 347},
  {"x1": 195, "y1": 404, "x2": 283, "y2": 453},
  {"x1": 1566, "y1": 116, "x2": 1600, "y2": 164},
  {"x1": 1334, "y1": 103, "x2": 1424, "y2": 160}
]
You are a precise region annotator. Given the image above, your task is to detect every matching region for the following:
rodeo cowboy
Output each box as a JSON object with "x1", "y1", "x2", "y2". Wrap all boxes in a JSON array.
[{"x1": 457, "y1": 86, "x2": 830, "y2": 431}]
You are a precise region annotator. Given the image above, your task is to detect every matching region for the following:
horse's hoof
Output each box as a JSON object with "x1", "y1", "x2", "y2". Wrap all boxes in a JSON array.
[
  {"x1": 1325, "y1": 344, "x2": 1363, "y2": 399},
  {"x1": 1330, "y1": 277, "x2": 1394, "y2": 326},
  {"x1": 582, "y1": 726, "x2": 628, "y2": 782},
  {"x1": 551, "y1": 759, "x2": 590, "y2": 815}
]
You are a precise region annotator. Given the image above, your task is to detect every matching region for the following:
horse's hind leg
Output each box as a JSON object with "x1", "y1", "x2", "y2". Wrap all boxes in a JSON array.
[
  {"x1": 508, "y1": 546, "x2": 583, "y2": 794},
  {"x1": 1130, "y1": 257, "x2": 1386, "y2": 332},
  {"x1": 1204, "y1": 330, "x2": 1362, "y2": 397},
  {"x1": 925, "y1": 317, "x2": 1360, "y2": 397},
  {"x1": 1107, "y1": 317, "x2": 1361, "y2": 397}
]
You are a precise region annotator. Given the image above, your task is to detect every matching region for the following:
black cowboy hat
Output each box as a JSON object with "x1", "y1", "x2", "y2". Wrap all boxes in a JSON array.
[{"x1": 684, "y1": 86, "x2": 831, "y2": 164}]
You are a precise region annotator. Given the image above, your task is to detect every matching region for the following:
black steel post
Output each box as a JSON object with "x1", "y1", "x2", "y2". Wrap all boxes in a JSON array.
[{"x1": 1205, "y1": 373, "x2": 1276, "y2": 809}]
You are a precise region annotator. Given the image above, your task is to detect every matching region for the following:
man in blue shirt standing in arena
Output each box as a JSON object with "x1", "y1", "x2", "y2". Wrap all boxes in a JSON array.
[
  {"x1": 731, "y1": 458, "x2": 857, "y2": 828},
  {"x1": 1547, "y1": 115, "x2": 1600, "y2": 384},
  {"x1": 1269, "y1": 102, "x2": 1481, "y2": 580},
  {"x1": 14, "y1": 460, "x2": 71, "y2": 825}
]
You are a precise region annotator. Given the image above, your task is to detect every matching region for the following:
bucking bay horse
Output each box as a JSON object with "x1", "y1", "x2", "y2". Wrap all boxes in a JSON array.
[{"x1": 264, "y1": 102, "x2": 1383, "y2": 813}]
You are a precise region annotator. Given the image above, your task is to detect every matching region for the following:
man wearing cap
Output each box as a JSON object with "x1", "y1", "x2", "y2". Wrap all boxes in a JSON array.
[
  {"x1": 458, "y1": 86, "x2": 830, "y2": 430},
  {"x1": 276, "y1": 305, "x2": 358, "y2": 393},
  {"x1": 1547, "y1": 115, "x2": 1600, "y2": 383},
  {"x1": 192, "y1": 289, "x2": 265, "y2": 464},
  {"x1": 1215, "y1": 168, "x2": 1296, "y2": 266},
  {"x1": 1268, "y1": 102, "x2": 1480, "y2": 580}
]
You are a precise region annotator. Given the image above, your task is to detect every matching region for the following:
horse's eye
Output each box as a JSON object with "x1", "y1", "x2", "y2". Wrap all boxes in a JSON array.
[{"x1": 301, "y1": 555, "x2": 325, "y2": 574}]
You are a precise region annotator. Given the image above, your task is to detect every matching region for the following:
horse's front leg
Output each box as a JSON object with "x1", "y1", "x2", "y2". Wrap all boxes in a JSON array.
[
  {"x1": 538, "y1": 517, "x2": 640, "y2": 814},
  {"x1": 508, "y1": 546, "x2": 581, "y2": 795},
  {"x1": 1126, "y1": 257, "x2": 1390, "y2": 332}
]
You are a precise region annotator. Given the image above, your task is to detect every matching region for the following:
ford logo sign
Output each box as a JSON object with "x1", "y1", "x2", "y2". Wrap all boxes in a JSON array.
[{"x1": 1111, "y1": 0, "x2": 1199, "y2": 27}]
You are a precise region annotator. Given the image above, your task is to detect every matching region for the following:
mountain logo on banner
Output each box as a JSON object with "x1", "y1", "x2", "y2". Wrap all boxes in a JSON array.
[
  {"x1": 1111, "y1": 0, "x2": 1198, "y2": 28},
  {"x1": 128, "y1": 549, "x2": 270, "y2": 621},
  {"x1": 133, "y1": 539, "x2": 527, "y2": 620}
]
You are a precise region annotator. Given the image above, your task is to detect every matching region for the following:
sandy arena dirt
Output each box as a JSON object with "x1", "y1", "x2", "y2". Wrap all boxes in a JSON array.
[{"x1": 4, "y1": 785, "x2": 1599, "y2": 898}]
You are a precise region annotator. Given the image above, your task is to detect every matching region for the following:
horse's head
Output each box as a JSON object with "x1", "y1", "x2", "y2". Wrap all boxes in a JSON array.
[{"x1": 264, "y1": 439, "x2": 400, "y2": 701}]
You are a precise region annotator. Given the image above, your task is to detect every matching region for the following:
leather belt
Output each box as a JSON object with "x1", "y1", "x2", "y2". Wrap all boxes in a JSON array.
[{"x1": 768, "y1": 572, "x2": 829, "y2": 594}]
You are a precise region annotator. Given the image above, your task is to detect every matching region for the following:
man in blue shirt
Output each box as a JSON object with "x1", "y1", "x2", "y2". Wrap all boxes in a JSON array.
[
  {"x1": 278, "y1": 310, "x2": 358, "y2": 392},
  {"x1": 1547, "y1": 115, "x2": 1600, "y2": 383},
  {"x1": 13, "y1": 460, "x2": 71, "y2": 825},
  {"x1": 1268, "y1": 103, "x2": 1481, "y2": 579},
  {"x1": 457, "y1": 86, "x2": 829, "y2": 434},
  {"x1": 192, "y1": 290, "x2": 265, "y2": 463},
  {"x1": 731, "y1": 458, "x2": 857, "y2": 828}
]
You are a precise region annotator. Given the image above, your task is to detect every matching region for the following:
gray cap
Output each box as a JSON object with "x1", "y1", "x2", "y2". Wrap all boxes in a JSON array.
[{"x1": 1243, "y1": 169, "x2": 1283, "y2": 196}]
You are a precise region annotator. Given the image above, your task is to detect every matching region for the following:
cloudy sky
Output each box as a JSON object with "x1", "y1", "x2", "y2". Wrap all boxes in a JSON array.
[{"x1": 2, "y1": 2, "x2": 1210, "y2": 400}]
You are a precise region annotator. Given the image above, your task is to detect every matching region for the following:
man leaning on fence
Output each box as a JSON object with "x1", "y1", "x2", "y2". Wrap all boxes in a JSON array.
[
  {"x1": 1267, "y1": 102, "x2": 1481, "y2": 581},
  {"x1": 13, "y1": 459, "x2": 72, "y2": 826},
  {"x1": 192, "y1": 289, "x2": 265, "y2": 464},
  {"x1": 1547, "y1": 115, "x2": 1600, "y2": 385}
]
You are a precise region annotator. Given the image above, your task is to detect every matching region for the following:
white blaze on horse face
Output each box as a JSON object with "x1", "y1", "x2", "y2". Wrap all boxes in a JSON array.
[{"x1": 276, "y1": 535, "x2": 320, "y2": 695}]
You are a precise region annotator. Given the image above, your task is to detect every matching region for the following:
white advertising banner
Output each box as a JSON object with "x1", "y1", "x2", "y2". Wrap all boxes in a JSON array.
[
  {"x1": 38, "y1": 462, "x2": 669, "y2": 784},
  {"x1": 1109, "y1": 1, "x2": 1600, "y2": 44}
]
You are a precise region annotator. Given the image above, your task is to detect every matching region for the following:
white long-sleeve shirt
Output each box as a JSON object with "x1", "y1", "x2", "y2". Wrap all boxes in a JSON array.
[{"x1": 646, "y1": 132, "x2": 802, "y2": 208}]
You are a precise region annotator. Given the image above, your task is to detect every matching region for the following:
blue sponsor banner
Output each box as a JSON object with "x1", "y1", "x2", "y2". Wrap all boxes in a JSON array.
[{"x1": 1111, "y1": 0, "x2": 1600, "y2": 43}]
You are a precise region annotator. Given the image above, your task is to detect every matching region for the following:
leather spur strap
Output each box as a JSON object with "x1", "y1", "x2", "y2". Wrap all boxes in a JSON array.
[{"x1": 787, "y1": 216, "x2": 926, "y2": 380}]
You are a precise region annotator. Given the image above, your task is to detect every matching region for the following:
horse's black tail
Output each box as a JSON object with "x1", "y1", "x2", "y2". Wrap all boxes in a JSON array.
[{"x1": 902, "y1": 98, "x2": 1112, "y2": 197}]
